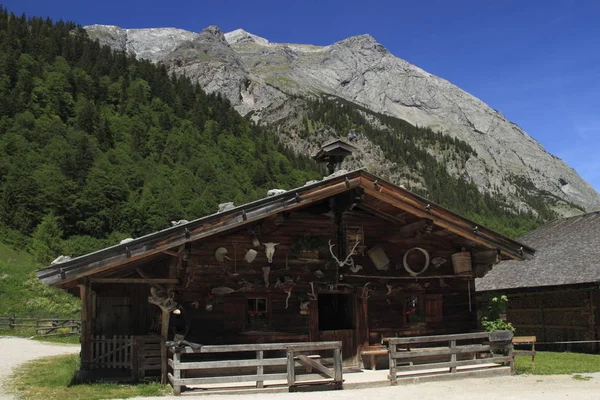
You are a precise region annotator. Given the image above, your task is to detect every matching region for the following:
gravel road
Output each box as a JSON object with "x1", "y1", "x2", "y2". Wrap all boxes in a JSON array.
[
  {"x1": 0, "y1": 337, "x2": 80, "y2": 400},
  {"x1": 0, "y1": 337, "x2": 598, "y2": 400}
]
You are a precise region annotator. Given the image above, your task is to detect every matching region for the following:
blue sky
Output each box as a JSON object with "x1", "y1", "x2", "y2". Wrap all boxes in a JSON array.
[{"x1": 6, "y1": 0, "x2": 600, "y2": 191}]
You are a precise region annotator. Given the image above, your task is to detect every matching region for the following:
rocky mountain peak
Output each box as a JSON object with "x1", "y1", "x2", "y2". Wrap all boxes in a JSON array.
[
  {"x1": 198, "y1": 25, "x2": 228, "y2": 43},
  {"x1": 225, "y1": 29, "x2": 271, "y2": 46},
  {"x1": 333, "y1": 33, "x2": 388, "y2": 53}
]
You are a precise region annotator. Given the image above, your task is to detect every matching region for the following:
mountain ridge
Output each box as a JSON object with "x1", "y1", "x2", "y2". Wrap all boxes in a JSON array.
[{"x1": 84, "y1": 24, "x2": 600, "y2": 216}]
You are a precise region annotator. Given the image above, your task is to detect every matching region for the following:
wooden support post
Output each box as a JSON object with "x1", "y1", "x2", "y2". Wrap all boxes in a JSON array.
[
  {"x1": 161, "y1": 309, "x2": 170, "y2": 384},
  {"x1": 388, "y1": 347, "x2": 397, "y2": 385},
  {"x1": 256, "y1": 350, "x2": 264, "y2": 388},
  {"x1": 333, "y1": 347, "x2": 343, "y2": 387},
  {"x1": 172, "y1": 350, "x2": 182, "y2": 395},
  {"x1": 449, "y1": 340, "x2": 457, "y2": 373},
  {"x1": 355, "y1": 288, "x2": 369, "y2": 369},
  {"x1": 78, "y1": 280, "x2": 94, "y2": 370},
  {"x1": 287, "y1": 349, "x2": 296, "y2": 388},
  {"x1": 308, "y1": 300, "x2": 319, "y2": 342}
]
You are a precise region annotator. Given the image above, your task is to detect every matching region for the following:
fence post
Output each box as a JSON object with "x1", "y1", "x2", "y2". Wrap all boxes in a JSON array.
[
  {"x1": 449, "y1": 340, "x2": 457, "y2": 373},
  {"x1": 256, "y1": 350, "x2": 264, "y2": 388},
  {"x1": 286, "y1": 349, "x2": 295, "y2": 388},
  {"x1": 333, "y1": 346, "x2": 343, "y2": 388},
  {"x1": 172, "y1": 349, "x2": 182, "y2": 395},
  {"x1": 9, "y1": 314, "x2": 15, "y2": 330},
  {"x1": 388, "y1": 342, "x2": 397, "y2": 386}
]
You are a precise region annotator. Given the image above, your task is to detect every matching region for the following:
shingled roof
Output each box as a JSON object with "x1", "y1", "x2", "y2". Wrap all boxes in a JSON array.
[
  {"x1": 37, "y1": 169, "x2": 534, "y2": 288},
  {"x1": 476, "y1": 211, "x2": 600, "y2": 292}
]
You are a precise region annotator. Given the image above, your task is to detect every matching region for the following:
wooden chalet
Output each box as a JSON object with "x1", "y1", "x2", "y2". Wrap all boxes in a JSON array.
[
  {"x1": 477, "y1": 212, "x2": 600, "y2": 353},
  {"x1": 37, "y1": 142, "x2": 534, "y2": 391}
]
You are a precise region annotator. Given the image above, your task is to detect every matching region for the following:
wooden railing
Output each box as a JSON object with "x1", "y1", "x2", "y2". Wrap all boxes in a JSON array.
[
  {"x1": 168, "y1": 341, "x2": 343, "y2": 395},
  {"x1": 387, "y1": 330, "x2": 514, "y2": 385},
  {"x1": 0, "y1": 315, "x2": 80, "y2": 336}
]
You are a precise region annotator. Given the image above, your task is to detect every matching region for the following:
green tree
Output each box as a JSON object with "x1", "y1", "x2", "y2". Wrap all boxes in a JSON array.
[{"x1": 30, "y1": 214, "x2": 63, "y2": 264}]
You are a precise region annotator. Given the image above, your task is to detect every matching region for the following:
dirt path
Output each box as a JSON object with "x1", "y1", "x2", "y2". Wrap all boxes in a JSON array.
[
  {"x1": 0, "y1": 337, "x2": 79, "y2": 400},
  {"x1": 133, "y1": 374, "x2": 600, "y2": 400}
]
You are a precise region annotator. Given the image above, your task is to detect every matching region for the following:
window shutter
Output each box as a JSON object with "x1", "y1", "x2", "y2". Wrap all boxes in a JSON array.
[{"x1": 424, "y1": 294, "x2": 443, "y2": 325}]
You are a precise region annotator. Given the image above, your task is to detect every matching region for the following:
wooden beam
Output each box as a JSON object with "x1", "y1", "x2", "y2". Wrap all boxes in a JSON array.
[
  {"x1": 346, "y1": 274, "x2": 470, "y2": 280},
  {"x1": 89, "y1": 278, "x2": 179, "y2": 284},
  {"x1": 397, "y1": 219, "x2": 431, "y2": 237},
  {"x1": 360, "y1": 178, "x2": 530, "y2": 260}
]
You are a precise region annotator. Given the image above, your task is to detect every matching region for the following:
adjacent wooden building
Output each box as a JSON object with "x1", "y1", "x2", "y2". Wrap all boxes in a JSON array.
[
  {"x1": 37, "y1": 143, "x2": 534, "y2": 385},
  {"x1": 476, "y1": 212, "x2": 600, "y2": 353}
]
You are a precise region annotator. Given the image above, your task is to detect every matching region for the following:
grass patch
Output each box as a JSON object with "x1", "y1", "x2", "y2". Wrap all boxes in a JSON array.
[
  {"x1": 10, "y1": 354, "x2": 169, "y2": 400},
  {"x1": 573, "y1": 374, "x2": 592, "y2": 381},
  {"x1": 516, "y1": 352, "x2": 600, "y2": 375},
  {"x1": 0, "y1": 242, "x2": 79, "y2": 317}
]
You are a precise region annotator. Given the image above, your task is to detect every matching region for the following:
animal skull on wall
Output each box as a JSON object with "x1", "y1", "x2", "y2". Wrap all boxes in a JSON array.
[
  {"x1": 300, "y1": 301, "x2": 310, "y2": 315},
  {"x1": 148, "y1": 287, "x2": 178, "y2": 313},
  {"x1": 263, "y1": 243, "x2": 279, "y2": 263}
]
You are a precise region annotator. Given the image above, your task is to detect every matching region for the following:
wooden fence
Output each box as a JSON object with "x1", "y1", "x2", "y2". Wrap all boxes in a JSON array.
[
  {"x1": 0, "y1": 315, "x2": 80, "y2": 336},
  {"x1": 387, "y1": 330, "x2": 514, "y2": 385},
  {"x1": 168, "y1": 341, "x2": 343, "y2": 395}
]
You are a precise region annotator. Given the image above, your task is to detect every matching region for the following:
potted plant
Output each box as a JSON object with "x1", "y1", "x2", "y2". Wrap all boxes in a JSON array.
[{"x1": 291, "y1": 236, "x2": 327, "y2": 260}]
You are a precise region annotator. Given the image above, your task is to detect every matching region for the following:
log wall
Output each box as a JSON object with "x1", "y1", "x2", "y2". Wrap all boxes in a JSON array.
[{"x1": 504, "y1": 286, "x2": 599, "y2": 353}]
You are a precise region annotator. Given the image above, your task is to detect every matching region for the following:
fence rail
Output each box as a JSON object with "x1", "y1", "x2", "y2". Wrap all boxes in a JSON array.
[
  {"x1": 0, "y1": 315, "x2": 81, "y2": 336},
  {"x1": 387, "y1": 330, "x2": 514, "y2": 385},
  {"x1": 168, "y1": 341, "x2": 343, "y2": 395}
]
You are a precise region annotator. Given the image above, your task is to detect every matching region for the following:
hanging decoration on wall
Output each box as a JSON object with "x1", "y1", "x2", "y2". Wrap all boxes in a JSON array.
[
  {"x1": 367, "y1": 245, "x2": 390, "y2": 271},
  {"x1": 329, "y1": 239, "x2": 361, "y2": 268},
  {"x1": 230, "y1": 241, "x2": 239, "y2": 277},
  {"x1": 244, "y1": 249, "x2": 258, "y2": 263},
  {"x1": 360, "y1": 282, "x2": 372, "y2": 299},
  {"x1": 307, "y1": 282, "x2": 317, "y2": 300},
  {"x1": 407, "y1": 282, "x2": 424, "y2": 291},
  {"x1": 251, "y1": 231, "x2": 261, "y2": 248},
  {"x1": 439, "y1": 278, "x2": 450, "y2": 288},
  {"x1": 403, "y1": 247, "x2": 430, "y2": 277},
  {"x1": 148, "y1": 287, "x2": 178, "y2": 313},
  {"x1": 314, "y1": 270, "x2": 325, "y2": 279},
  {"x1": 386, "y1": 284, "x2": 394, "y2": 296},
  {"x1": 300, "y1": 301, "x2": 310, "y2": 315},
  {"x1": 211, "y1": 286, "x2": 236, "y2": 296},
  {"x1": 431, "y1": 257, "x2": 447, "y2": 268},
  {"x1": 263, "y1": 243, "x2": 279, "y2": 263},
  {"x1": 349, "y1": 264, "x2": 363, "y2": 273},
  {"x1": 262, "y1": 266, "x2": 271, "y2": 288},
  {"x1": 281, "y1": 278, "x2": 296, "y2": 309},
  {"x1": 214, "y1": 247, "x2": 230, "y2": 263},
  {"x1": 238, "y1": 279, "x2": 255, "y2": 292}
]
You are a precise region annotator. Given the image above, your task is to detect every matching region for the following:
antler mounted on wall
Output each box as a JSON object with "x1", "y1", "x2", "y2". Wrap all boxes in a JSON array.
[{"x1": 329, "y1": 239, "x2": 361, "y2": 268}]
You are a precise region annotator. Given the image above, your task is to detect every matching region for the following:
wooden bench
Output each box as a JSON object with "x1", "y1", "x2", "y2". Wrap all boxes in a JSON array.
[
  {"x1": 360, "y1": 347, "x2": 389, "y2": 371},
  {"x1": 512, "y1": 336, "x2": 536, "y2": 372}
]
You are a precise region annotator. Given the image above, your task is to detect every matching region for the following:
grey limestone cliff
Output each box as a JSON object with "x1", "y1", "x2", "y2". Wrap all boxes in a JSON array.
[{"x1": 85, "y1": 24, "x2": 600, "y2": 215}]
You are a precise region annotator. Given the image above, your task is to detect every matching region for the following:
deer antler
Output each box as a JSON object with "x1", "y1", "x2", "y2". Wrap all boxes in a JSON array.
[{"x1": 329, "y1": 239, "x2": 361, "y2": 268}]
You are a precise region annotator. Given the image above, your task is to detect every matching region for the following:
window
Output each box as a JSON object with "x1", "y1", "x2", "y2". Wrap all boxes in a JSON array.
[
  {"x1": 404, "y1": 295, "x2": 425, "y2": 324},
  {"x1": 246, "y1": 298, "x2": 269, "y2": 330}
]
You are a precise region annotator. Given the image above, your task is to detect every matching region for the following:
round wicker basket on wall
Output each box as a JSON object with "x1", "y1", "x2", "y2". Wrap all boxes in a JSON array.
[{"x1": 452, "y1": 249, "x2": 472, "y2": 274}]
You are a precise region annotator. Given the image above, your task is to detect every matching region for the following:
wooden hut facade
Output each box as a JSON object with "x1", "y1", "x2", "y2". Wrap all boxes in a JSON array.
[
  {"x1": 37, "y1": 164, "x2": 533, "y2": 385},
  {"x1": 476, "y1": 212, "x2": 600, "y2": 353}
]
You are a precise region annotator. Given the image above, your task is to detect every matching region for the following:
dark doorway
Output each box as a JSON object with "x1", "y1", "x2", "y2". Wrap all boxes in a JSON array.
[{"x1": 318, "y1": 294, "x2": 354, "y2": 330}]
